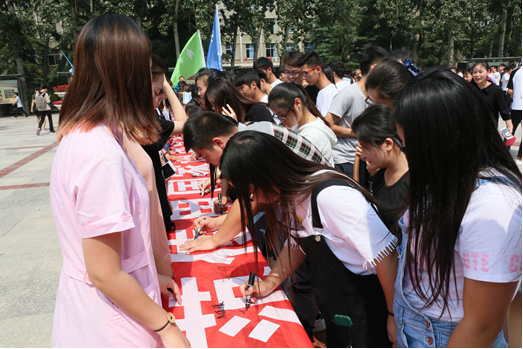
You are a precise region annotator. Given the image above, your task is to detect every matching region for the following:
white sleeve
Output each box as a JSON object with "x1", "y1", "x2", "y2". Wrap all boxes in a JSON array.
[
  {"x1": 317, "y1": 186, "x2": 397, "y2": 269},
  {"x1": 459, "y1": 186, "x2": 522, "y2": 283}
]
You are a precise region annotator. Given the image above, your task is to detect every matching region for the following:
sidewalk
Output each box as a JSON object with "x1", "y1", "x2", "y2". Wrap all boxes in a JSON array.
[
  {"x1": 0, "y1": 114, "x2": 520, "y2": 347},
  {"x1": 0, "y1": 114, "x2": 60, "y2": 347}
]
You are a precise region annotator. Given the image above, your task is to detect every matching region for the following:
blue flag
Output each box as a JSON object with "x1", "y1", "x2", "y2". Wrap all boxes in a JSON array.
[{"x1": 207, "y1": 5, "x2": 222, "y2": 70}]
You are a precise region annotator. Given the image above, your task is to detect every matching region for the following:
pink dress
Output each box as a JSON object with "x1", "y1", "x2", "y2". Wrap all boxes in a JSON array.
[{"x1": 50, "y1": 124, "x2": 162, "y2": 347}]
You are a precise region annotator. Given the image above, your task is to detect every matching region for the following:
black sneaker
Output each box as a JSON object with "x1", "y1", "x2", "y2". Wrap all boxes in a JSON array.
[
  {"x1": 36, "y1": 128, "x2": 41, "y2": 135},
  {"x1": 50, "y1": 130, "x2": 56, "y2": 133}
]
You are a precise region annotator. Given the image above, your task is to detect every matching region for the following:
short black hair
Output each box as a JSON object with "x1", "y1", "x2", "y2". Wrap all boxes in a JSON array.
[
  {"x1": 183, "y1": 111, "x2": 238, "y2": 152},
  {"x1": 254, "y1": 57, "x2": 273, "y2": 70},
  {"x1": 185, "y1": 99, "x2": 203, "y2": 117},
  {"x1": 234, "y1": 69, "x2": 261, "y2": 89},
  {"x1": 188, "y1": 83, "x2": 199, "y2": 100},
  {"x1": 384, "y1": 49, "x2": 417, "y2": 65},
  {"x1": 256, "y1": 69, "x2": 268, "y2": 83},
  {"x1": 41, "y1": 85, "x2": 48, "y2": 90},
  {"x1": 283, "y1": 51, "x2": 304, "y2": 67},
  {"x1": 14, "y1": 92, "x2": 19, "y2": 96},
  {"x1": 359, "y1": 46, "x2": 387, "y2": 76},
  {"x1": 297, "y1": 50, "x2": 323, "y2": 68},
  {"x1": 330, "y1": 61, "x2": 345, "y2": 78}
]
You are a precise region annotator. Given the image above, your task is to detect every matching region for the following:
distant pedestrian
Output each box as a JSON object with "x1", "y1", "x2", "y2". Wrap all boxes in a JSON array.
[
  {"x1": 35, "y1": 86, "x2": 55, "y2": 135},
  {"x1": 31, "y1": 87, "x2": 42, "y2": 126},
  {"x1": 12, "y1": 92, "x2": 29, "y2": 119}
]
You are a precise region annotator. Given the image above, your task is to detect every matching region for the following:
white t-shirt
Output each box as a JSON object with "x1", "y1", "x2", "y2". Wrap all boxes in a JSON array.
[
  {"x1": 501, "y1": 73, "x2": 510, "y2": 91},
  {"x1": 15, "y1": 96, "x2": 22, "y2": 108},
  {"x1": 291, "y1": 170, "x2": 398, "y2": 275},
  {"x1": 488, "y1": 73, "x2": 500, "y2": 85},
  {"x1": 336, "y1": 80, "x2": 350, "y2": 91},
  {"x1": 316, "y1": 83, "x2": 338, "y2": 117},
  {"x1": 328, "y1": 83, "x2": 368, "y2": 164},
  {"x1": 511, "y1": 68, "x2": 522, "y2": 111},
  {"x1": 298, "y1": 118, "x2": 337, "y2": 167},
  {"x1": 403, "y1": 174, "x2": 522, "y2": 321},
  {"x1": 271, "y1": 79, "x2": 283, "y2": 88}
]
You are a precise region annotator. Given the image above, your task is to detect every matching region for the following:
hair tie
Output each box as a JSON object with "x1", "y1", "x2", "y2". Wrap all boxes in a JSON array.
[{"x1": 403, "y1": 60, "x2": 421, "y2": 76}]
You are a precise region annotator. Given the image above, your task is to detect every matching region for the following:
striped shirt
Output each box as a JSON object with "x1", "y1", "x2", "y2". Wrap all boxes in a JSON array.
[{"x1": 238, "y1": 122, "x2": 327, "y2": 165}]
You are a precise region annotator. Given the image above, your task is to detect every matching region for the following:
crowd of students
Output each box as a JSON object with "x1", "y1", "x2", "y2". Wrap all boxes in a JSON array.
[{"x1": 49, "y1": 14, "x2": 521, "y2": 348}]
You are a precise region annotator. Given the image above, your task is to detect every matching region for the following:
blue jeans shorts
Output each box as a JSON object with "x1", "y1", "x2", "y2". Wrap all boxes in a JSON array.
[{"x1": 394, "y1": 300, "x2": 506, "y2": 348}]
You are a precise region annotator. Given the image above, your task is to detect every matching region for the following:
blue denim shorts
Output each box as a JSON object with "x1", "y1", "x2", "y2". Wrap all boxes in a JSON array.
[{"x1": 394, "y1": 300, "x2": 506, "y2": 348}]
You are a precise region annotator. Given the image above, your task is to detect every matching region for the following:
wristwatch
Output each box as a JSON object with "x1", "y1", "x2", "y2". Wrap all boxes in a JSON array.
[{"x1": 154, "y1": 312, "x2": 176, "y2": 332}]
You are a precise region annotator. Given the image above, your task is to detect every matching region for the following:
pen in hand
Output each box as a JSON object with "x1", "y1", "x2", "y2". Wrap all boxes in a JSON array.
[
  {"x1": 194, "y1": 218, "x2": 206, "y2": 240},
  {"x1": 201, "y1": 179, "x2": 207, "y2": 197},
  {"x1": 218, "y1": 193, "x2": 224, "y2": 215},
  {"x1": 245, "y1": 272, "x2": 256, "y2": 311}
]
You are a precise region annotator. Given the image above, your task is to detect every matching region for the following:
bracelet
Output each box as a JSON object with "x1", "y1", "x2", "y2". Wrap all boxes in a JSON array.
[
  {"x1": 154, "y1": 320, "x2": 170, "y2": 332},
  {"x1": 388, "y1": 311, "x2": 394, "y2": 316}
]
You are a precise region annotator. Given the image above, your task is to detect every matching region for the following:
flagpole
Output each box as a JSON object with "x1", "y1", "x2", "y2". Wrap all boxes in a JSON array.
[{"x1": 198, "y1": 30, "x2": 206, "y2": 68}]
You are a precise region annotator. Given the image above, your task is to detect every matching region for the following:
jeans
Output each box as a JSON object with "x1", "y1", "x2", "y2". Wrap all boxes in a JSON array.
[
  {"x1": 334, "y1": 161, "x2": 354, "y2": 177},
  {"x1": 13, "y1": 107, "x2": 28, "y2": 118},
  {"x1": 394, "y1": 300, "x2": 506, "y2": 348},
  {"x1": 38, "y1": 110, "x2": 55, "y2": 132}
]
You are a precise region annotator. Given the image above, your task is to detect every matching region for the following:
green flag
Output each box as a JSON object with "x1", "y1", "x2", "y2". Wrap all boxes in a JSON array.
[{"x1": 170, "y1": 31, "x2": 206, "y2": 85}]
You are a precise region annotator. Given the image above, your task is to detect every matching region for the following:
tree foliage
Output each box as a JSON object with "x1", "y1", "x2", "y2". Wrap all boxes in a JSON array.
[{"x1": 0, "y1": 0, "x2": 521, "y2": 100}]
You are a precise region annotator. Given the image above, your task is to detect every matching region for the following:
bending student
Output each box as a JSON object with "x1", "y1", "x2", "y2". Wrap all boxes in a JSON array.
[{"x1": 223, "y1": 131, "x2": 398, "y2": 347}]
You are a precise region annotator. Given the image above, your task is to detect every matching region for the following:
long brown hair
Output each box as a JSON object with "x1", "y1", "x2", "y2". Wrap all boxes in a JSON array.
[
  {"x1": 204, "y1": 77, "x2": 265, "y2": 123},
  {"x1": 57, "y1": 15, "x2": 160, "y2": 145}
]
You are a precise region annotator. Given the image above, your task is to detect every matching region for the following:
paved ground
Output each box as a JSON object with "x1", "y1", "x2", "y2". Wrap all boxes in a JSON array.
[{"x1": 0, "y1": 113, "x2": 520, "y2": 347}]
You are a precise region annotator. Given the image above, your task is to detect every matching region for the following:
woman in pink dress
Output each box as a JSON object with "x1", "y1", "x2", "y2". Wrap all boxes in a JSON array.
[{"x1": 50, "y1": 14, "x2": 190, "y2": 347}]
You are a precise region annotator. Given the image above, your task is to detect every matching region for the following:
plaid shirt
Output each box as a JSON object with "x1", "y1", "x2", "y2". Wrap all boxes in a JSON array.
[{"x1": 238, "y1": 122, "x2": 327, "y2": 165}]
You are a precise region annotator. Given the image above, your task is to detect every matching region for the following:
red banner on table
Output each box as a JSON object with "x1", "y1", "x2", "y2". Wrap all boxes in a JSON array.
[{"x1": 164, "y1": 139, "x2": 313, "y2": 348}]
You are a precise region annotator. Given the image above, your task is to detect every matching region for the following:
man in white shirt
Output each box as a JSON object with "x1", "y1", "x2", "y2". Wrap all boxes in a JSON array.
[
  {"x1": 330, "y1": 61, "x2": 350, "y2": 91},
  {"x1": 508, "y1": 67, "x2": 522, "y2": 161},
  {"x1": 256, "y1": 69, "x2": 273, "y2": 95},
  {"x1": 11, "y1": 92, "x2": 29, "y2": 119},
  {"x1": 233, "y1": 68, "x2": 268, "y2": 103},
  {"x1": 488, "y1": 65, "x2": 501, "y2": 85},
  {"x1": 254, "y1": 57, "x2": 283, "y2": 88},
  {"x1": 298, "y1": 51, "x2": 338, "y2": 117},
  {"x1": 324, "y1": 46, "x2": 387, "y2": 177}
]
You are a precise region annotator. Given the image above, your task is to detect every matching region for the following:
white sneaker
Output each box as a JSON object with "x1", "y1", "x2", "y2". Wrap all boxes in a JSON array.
[{"x1": 313, "y1": 314, "x2": 326, "y2": 333}]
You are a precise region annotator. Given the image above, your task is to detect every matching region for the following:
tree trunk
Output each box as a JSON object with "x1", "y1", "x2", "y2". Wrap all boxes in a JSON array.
[
  {"x1": 173, "y1": 0, "x2": 180, "y2": 58},
  {"x1": 470, "y1": 9, "x2": 476, "y2": 57},
  {"x1": 505, "y1": 12, "x2": 515, "y2": 57},
  {"x1": 7, "y1": 0, "x2": 29, "y2": 112},
  {"x1": 389, "y1": 35, "x2": 393, "y2": 51},
  {"x1": 488, "y1": 14, "x2": 498, "y2": 58},
  {"x1": 447, "y1": 28, "x2": 454, "y2": 67},
  {"x1": 70, "y1": 0, "x2": 79, "y2": 42},
  {"x1": 231, "y1": 27, "x2": 237, "y2": 67},
  {"x1": 497, "y1": 4, "x2": 507, "y2": 57},
  {"x1": 42, "y1": 36, "x2": 50, "y2": 85}
]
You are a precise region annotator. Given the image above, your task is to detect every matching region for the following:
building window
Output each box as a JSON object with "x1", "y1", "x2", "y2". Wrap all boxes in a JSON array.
[
  {"x1": 266, "y1": 43, "x2": 276, "y2": 58},
  {"x1": 246, "y1": 44, "x2": 254, "y2": 59},
  {"x1": 49, "y1": 54, "x2": 61, "y2": 66},
  {"x1": 286, "y1": 44, "x2": 295, "y2": 52},
  {"x1": 288, "y1": 27, "x2": 294, "y2": 34},
  {"x1": 305, "y1": 43, "x2": 314, "y2": 52},
  {"x1": 225, "y1": 44, "x2": 236, "y2": 58},
  {"x1": 267, "y1": 19, "x2": 276, "y2": 34}
]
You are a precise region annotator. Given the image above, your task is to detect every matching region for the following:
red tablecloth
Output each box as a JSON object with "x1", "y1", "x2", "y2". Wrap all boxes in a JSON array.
[{"x1": 162, "y1": 137, "x2": 313, "y2": 348}]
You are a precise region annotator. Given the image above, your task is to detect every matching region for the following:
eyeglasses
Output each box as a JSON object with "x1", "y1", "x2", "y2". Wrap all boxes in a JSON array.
[
  {"x1": 301, "y1": 66, "x2": 321, "y2": 77},
  {"x1": 274, "y1": 108, "x2": 292, "y2": 121},
  {"x1": 392, "y1": 134, "x2": 406, "y2": 154},
  {"x1": 284, "y1": 70, "x2": 302, "y2": 78}
]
